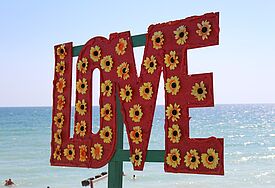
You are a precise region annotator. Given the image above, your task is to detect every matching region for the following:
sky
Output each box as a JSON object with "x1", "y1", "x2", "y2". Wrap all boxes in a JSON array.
[{"x1": 0, "y1": 0, "x2": 274, "y2": 107}]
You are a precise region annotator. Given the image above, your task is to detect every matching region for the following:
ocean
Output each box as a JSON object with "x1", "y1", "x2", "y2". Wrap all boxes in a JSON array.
[{"x1": 0, "y1": 104, "x2": 274, "y2": 188}]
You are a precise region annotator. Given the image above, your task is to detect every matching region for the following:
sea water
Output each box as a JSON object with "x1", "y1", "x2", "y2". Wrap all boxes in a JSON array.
[{"x1": 0, "y1": 104, "x2": 274, "y2": 188}]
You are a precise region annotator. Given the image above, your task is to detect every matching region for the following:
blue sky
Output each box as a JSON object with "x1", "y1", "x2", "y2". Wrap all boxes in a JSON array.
[{"x1": 0, "y1": 0, "x2": 274, "y2": 107}]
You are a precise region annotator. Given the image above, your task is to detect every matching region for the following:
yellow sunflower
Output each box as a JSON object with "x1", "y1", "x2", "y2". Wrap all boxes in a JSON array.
[
  {"x1": 184, "y1": 149, "x2": 200, "y2": 170},
  {"x1": 165, "y1": 76, "x2": 180, "y2": 95},
  {"x1": 54, "y1": 112, "x2": 64, "y2": 128},
  {"x1": 55, "y1": 61, "x2": 65, "y2": 76},
  {"x1": 90, "y1": 45, "x2": 101, "y2": 62},
  {"x1": 99, "y1": 126, "x2": 113, "y2": 143},
  {"x1": 79, "y1": 145, "x2": 88, "y2": 162},
  {"x1": 191, "y1": 81, "x2": 207, "y2": 101},
  {"x1": 54, "y1": 129, "x2": 62, "y2": 145},
  {"x1": 120, "y1": 84, "x2": 132, "y2": 102},
  {"x1": 196, "y1": 20, "x2": 212, "y2": 40},
  {"x1": 130, "y1": 148, "x2": 142, "y2": 167},
  {"x1": 77, "y1": 57, "x2": 89, "y2": 74},
  {"x1": 91, "y1": 143, "x2": 103, "y2": 160},
  {"x1": 174, "y1": 25, "x2": 188, "y2": 45},
  {"x1": 168, "y1": 124, "x2": 181, "y2": 143},
  {"x1": 164, "y1": 51, "x2": 179, "y2": 70},
  {"x1": 75, "y1": 120, "x2": 87, "y2": 137},
  {"x1": 115, "y1": 38, "x2": 127, "y2": 55},
  {"x1": 130, "y1": 126, "x2": 142, "y2": 144},
  {"x1": 166, "y1": 148, "x2": 181, "y2": 168},
  {"x1": 76, "y1": 78, "x2": 88, "y2": 94},
  {"x1": 56, "y1": 77, "x2": 66, "y2": 93},
  {"x1": 64, "y1": 144, "x2": 75, "y2": 161},
  {"x1": 166, "y1": 103, "x2": 181, "y2": 122},
  {"x1": 100, "y1": 55, "x2": 113, "y2": 72},
  {"x1": 57, "y1": 95, "x2": 65, "y2": 111},
  {"x1": 143, "y1": 55, "x2": 157, "y2": 74},
  {"x1": 53, "y1": 145, "x2": 62, "y2": 160},
  {"x1": 101, "y1": 80, "x2": 112, "y2": 97},
  {"x1": 117, "y1": 62, "x2": 130, "y2": 80},
  {"x1": 100, "y1": 103, "x2": 113, "y2": 121},
  {"x1": 56, "y1": 44, "x2": 67, "y2": 59},
  {"x1": 151, "y1": 31, "x2": 164, "y2": 50},
  {"x1": 76, "y1": 99, "x2": 87, "y2": 116},
  {"x1": 129, "y1": 104, "x2": 143, "y2": 123},
  {"x1": 139, "y1": 82, "x2": 153, "y2": 100},
  {"x1": 201, "y1": 148, "x2": 219, "y2": 169}
]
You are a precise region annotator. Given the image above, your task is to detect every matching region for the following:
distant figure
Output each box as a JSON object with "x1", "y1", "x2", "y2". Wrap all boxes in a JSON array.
[
  {"x1": 4, "y1": 179, "x2": 15, "y2": 186},
  {"x1": 132, "y1": 174, "x2": 136, "y2": 180}
]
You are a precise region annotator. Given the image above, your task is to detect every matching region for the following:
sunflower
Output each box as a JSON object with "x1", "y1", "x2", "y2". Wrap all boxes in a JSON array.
[
  {"x1": 90, "y1": 45, "x2": 101, "y2": 62},
  {"x1": 117, "y1": 62, "x2": 130, "y2": 80},
  {"x1": 91, "y1": 143, "x2": 103, "y2": 160},
  {"x1": 54, "y1": 129, "x2": 62, "y2": 145},
  {"x1": 56, "y1": 44, "x2": 67, "y2": 59},
  {"x1": 129, "y1": 104, "x2": 143, "y2": 122},
  {"x1": 75, "y1": 120, "x2": 87, "y2": 137},
  {"x1": 77, "y1": 57, "x2": 89, "y2": 74},
  {"x1": 130, "y1": 126, "x2": 142, "y2": 144},
  {"x1": 164, "y1": 51, "x2": 179, "y2": 70},
  {"x1": 101, "y1": 80, "x2": 112, "y2": 97},
  {"x1": 79, "y1": 145, "x2": 88, "y2": 162},
  {"x1": 120, "y1": 84, "x2": 132, "y2": 102},
  {"x1": 196, "y1": 20, "x2": 212, "y2": 40},
  {"x1": 151, "y1": 31, "x2": 164, "y2": 50},
  {"x1": 64, "y1": 144, "x2": 75, "y2": 161},
  {"x1": 168, "y1": 124, "x2": 181, "y2": 143},
  {"x1": 100, "y1": 103, "x2": 113, "y2": 121},
  {"x1": 57, "y1": 95, "x2": 65, "y2": 111},
  {"x1": 139, "y1": 82, "x2": 153, "y2": 100},
  {"x1": 143, "y1": 55, "x2": 157, "y2": 74},
  {"x1": 191, "y1": 81, "x2": 207, "y2": 101},
  {"x1": 99, "y1": 126, "x2": 113, "y2": 143},
  {"x1": 201, "y1": 148, "x2": 219, "y2": 169},
  {"x1": 115, "y1": 38, "x2": 127, "y2": 55},
  {"x1": 56, "y1": 77, "x2": 66, "y2": 93},
  {"x1": 55, "y1": 61, "x2": 65, "y2": 76},
  {"x1": 165, "y1": 76, "x2": 180, "y2": 95},
  {"x1": 166, "y1": 148, "x2": 181, "y2": 168},
  {"x1": 76, "y1": 78, "x2": 88, "y2": 94},
  {"x1": 166, "y1": 103, "x2": 181, "y2": 122},
  {"x1": 184, "y1": 149, "x2": 200, "y2": 170},
  {"x1": 54, "y1": 112, "x2": 64, "y2": 128},
  {"x1": 100, "y1": 55, "x2": 113, "y2": 72},
  {"x1": 130, "y1": 148, "x2": 142, "y2": 167},
  {"x1": 53, "y1": 145, "x2": 62, "y2": 160},
  {"x1": 174, "y1": 25, "x2": 188, "y2": 45},
  {"x1": 76, "y1": 99, "x2": 87, "y2": 116}
]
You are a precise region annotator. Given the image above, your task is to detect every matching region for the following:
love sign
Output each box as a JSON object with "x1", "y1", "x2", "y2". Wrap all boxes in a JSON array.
[{"x1": 51, "y1": 12, "x2": 224, "y2": 175}]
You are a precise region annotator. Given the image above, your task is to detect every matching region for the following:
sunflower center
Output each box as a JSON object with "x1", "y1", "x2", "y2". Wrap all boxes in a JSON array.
[
  {"x1": 60, "y1": 66, "x2": 64, "y2": 70},
  {"x1": 155, "y1": 37, "x2": 161, "y2": 43},
  {"x1": 106, "y1": 86, "x2": 110, "y2": 91},
  {"x1": 135, "y1": 132, "x2": 139, "y2": 138},
  {"x1": 172, "y1": 109, "x2": 177, "y2": 115},
  {"x1": 202, "y1": 27, "x2": 207, "y2": 33},
  {"x1": 57, "y1": 134, "x2": 61, "y2": 139},
  {"x1": 58, "y1": 118, "x2": 62, "y2": 123},
  {"x1": 170, "y1": 57, "x2": 175, "y2": 63},
  {"x1": 93, "y1": 51, "x2": 98, "y2": 56},
  {"x1": 135, "y1": 111, "x2": 140, "y2": 116},
  {"x1": 69, "y1": 150, "x2": 73, "y2": 155},
  {"x1": 149, "y1": 62, "x2": 154, "y2": 67},
  {"x1": 57, "y1": 150, "x2": 61, "y2": 155},
  {"x1": 171, "y1": 82, "x2": 177, "y2": 88},
  {"x1": 106, "y1": 61, "x2": 110, "y2": 66},
  {"x1": 135, "y1": 154, "x2": 140, "y2": 160},
  {"x1": 191, "y1": 156, "x2": 196, "y2": 163},
  {"x1": 81, "y1": 84, "x2": 85, "y2": 88},
  {"x1": 80, "y1": 105, "x2": 85, "y2": 110},
  {"x1": 179, "y1": 32, "x2": 184, "y2": 38},
  {"x1": 80, "y1": 126, "x2": 85, "y2": 131},
  {"x1": 145, "y1": 88, "x2": 150, "y2": 93},
  {"x1": 172, "y1": 155, "x2": 177, "y2": 161},
  {"x1": 105, "y1": 131, "x2": 110, "y2": 137},
  {"x1": 82, "y1": 63, "x2": 86, "y2": 68},
  {"x1": 126, "y1": 91, "x2": 130, "y2": 96},
  {"x1": 197, "y1": 88, "x2": 203, "y2": 94},
  {"x1": 122, "y1": 68, "x2": 127, "y2": 73},
  {"x1": 208, "y1": 156, "x2": 214, "y2": 162},
  {"x1": 105, "y1": 110, "x2": 110, "y2": 114},
  {"x1": 172, "y1": 130, "x2": 178, "y2": 136},
  {"x1": 60, "y1": 49, "x2": 64, "y2": 54}
]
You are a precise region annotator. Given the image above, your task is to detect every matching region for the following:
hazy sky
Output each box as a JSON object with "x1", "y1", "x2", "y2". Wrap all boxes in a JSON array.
[{"x1": 0, "y1": 1, "x2": 274, "y2": 107}]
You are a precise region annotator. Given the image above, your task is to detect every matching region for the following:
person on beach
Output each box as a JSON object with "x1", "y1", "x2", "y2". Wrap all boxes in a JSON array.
[{"x1": 4, "y1": 179, "x2": 15, "y2": 186}]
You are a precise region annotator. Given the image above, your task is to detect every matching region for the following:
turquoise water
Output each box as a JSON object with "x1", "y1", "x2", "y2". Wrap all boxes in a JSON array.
[{"x1": 0, "y1": 104, "x2": 274, "y2": 188}]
